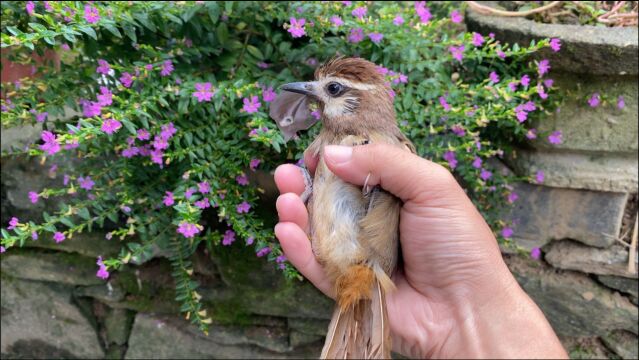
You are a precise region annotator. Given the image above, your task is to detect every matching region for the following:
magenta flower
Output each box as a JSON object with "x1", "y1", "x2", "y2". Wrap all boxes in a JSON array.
[
  {"x1": 549, "y1": 38, "x2": 561, "y2": 52},
  {"x1": 348, "y1": 28, "x2": 364, "y2": 43},
  {"x1": 507, "y1": 192, "x2": 519, "y2": 203},
  {"x1": 160, "y1": 60, "x2": 174, "y2": 76},
  {"x1": 153, "y1": 135, "x2": 168, "y2": 150},
  {"x1": 185, "y1": 187, "x2": 196, "y2": 199},
  {"x1": 393, "y1": 15, "x2": 405, "y2": 25},
  {"x1": 242, "y1": 96, "x2": 261, "y2": 113},
  {"x1": 341, "y1": 1, "x2": 352, "y2": 5},
  {"x1": 530, "y1": 247, "x2": 541, "y2": 260},
  {"x1": 439, "y1": 96, "x2": 451, "y2": 111},
  {"x1": 480, "y1": 168, "x2": 492, "y2": 181},
  {"x1": 535, "y1": 170, "x2": 545, "y2": 183},
  {"x1": 0, "y1": 246, "x2": 5, "y2": 253},
  {"x1": 588, "y1": 92, "x2": 600, "y2": 107},
  {"x1": 415, "y1": 2, "x2": 432, "y2": 23},
  {"x1": 262, "y1": 87, "x2": 277, "y2": 102},
  {"x1": 29, "y1": 191, "x2": 39, "y2": 204},
  {"x1": 508, "y1": 82, "x2": 518, "y2": 92},
  {"x1": 523, "y1": 101, "x2": 536, "y2": 112},
  {"x1": 78, "y1": 176, "x2": 95, "y2": 190},
  {"x1": 137, "y1": 129, "x2": 150, "y2": 141},
  {"x1": 8, "y1": 217, "x2": 19, "y2": 230},
  {"x1": 121, "y1": 147, "x2": 139, "y2": 158},
  {"x1": 451, "y1": 124, "x2": 465, "y2": 137},
  {"x1": 195, "y1": 197, "x2": 210, "y2": 209},
  {"x1": 177, "y1": 222, "x2": 201, "y2": 238},
  {"x1": 32, "y1": 231, "x2": 38, "y2": 240},
  {"x1": 163, "y1": 191, "x2": 174, "y2": 206},
  {"x1": 617, "y1": 96, "x2": 625, "y2": 109},
  {"x1": 144, "y1": 64, "x2": 153, "y2": 71},
  {"x1": 548, "y1": 130, "x2": 563, "y2": 144},
  {"x1": 236, "y1": 201, "x2": 251, "y2": 214},
  {"x1": 246, "y1": 236, "x2": 254, "y2": 245},
  {"x1": 537, "y1": 84, "x2": 548, "y2": 100},
  {"x1": 96, "y1": 59, "x2": 110, "y2": 75},
  {"x1": 39, "y1": 131, "x2": 61, "y2": 155},
  {"x1": 488, "y1": 71, "x2": 500, "y2": 84},
  {"x1": 256, "y1": 246, "x2": 271, "y2": 257},
  {"x1": 287, "y1": 17, "x2": 306, "y2": 38},
  {"x1": 257, "y1": 62, "x2": 270, "y2": 69},
  {"x1": 250, "y1": 158, "x2": 261, "y2": 170},
  {"x1": 81, "y1": 100, "x2": 102, "y2": 117},
  {"x1": 97, "y1": 86, "x2": 113, "y2": 106},
  {"x1": 472, "y1": 32, "x2": 485, "y2": 47},
  {"x1": 84, "y1": 5, "x2": 100, "y2": 23},
  {"x1": 450, "y1": 10, "x2": 463, "y2": 23},
  {"x1": 515, "y1": 108, "x2": 528, "y2": 122},
  {"x1": 44, "y1": 1, "x2": 52, "y2": 11},
  {"x1": 222, "y1": 230, "x2": 236, "y2": 246},
  {"x1": 31, "y1": 110, "x2": 48, "y2": 123},
  {"x1": 368, "y1": 33, "x2": 383, "y2": 44},
  {"x1": 160, "y1": 122, "x2": 177, "y2": 139},
  {"x1": 26, "y1": 1, "x2": 35, "y2": 15},
  {"x1": 449, "y1": 45, "x2": 465, "y2": 62},
  {"x1": 497, "y1": 50, "x2": 506, "y2": 59},
  {"x1": 96, "y1": 256, "x2": 109, "y2": 279},
  {"x1": 544, "y1": 78, "x2": 554, "y2": 88},
  {"x1": 520, "y1": 75, "x2": 530, "y2": 87},
  {"x1": 472, "y1": 157, "x2": 482, "y2": 169},
  {"x1": 537, "y1": 59, "x2": 550, "y2": 76},
  {"x1": 193, "y1": 82, "x2": 214, "y2": 102},
  {"x1": 101, "y1": 118, "x2": 122, "y2": 135},
  {"x1": 330, "y1": 16, "x2": 344, "y2": 27},
  {"x1": 352, "y1": 6, "x2": 367, "y2": 19},
  {"x1": 443, "y1": 150, "x2": 457, "y2": 169},
  {"x1": 54, "y1": 232, "x2": 66, "y2": 243},
  {"x1": 119, "y1": 72, "x2": 132, "y2": 88},
  {"x1": 236, "y1": 174, "x2": 249, "y2": 186},
  {"x1": 501, "y1": 227, "x2": 513, "y2": 238},
  {"x1": 526, "y1": 129, "x2": 538, "y2": 140},
  {"x1": 198, "y1": 181, "x2": 211, "y2": 194},
  {"x1": 61, "y1": 43, "x2": 71, "y2": 51}
]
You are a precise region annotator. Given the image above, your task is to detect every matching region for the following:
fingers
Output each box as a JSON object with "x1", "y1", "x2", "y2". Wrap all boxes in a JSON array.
[
  {"x1": 274, "y1": 164, "x2": 306, "y2": 195},
  {"x1": 323, "y1": 144, "x2": 458, "y2": 203},
  {"x1": 274, "y1": 222, "x2": 334, "y2": 298},
  {"x1": 276, "y1": 193, "x2": 309, "y2": 233}
]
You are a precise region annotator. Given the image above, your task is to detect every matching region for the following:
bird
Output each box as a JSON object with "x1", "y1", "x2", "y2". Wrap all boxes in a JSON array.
[{"x1": 270, "y1": 57, "x2": 414, "y2": 359}]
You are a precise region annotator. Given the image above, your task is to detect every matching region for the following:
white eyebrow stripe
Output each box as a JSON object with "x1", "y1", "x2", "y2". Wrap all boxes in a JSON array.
[{"x1": 320, "y1": 76, "x2": 378, "y2": 91}]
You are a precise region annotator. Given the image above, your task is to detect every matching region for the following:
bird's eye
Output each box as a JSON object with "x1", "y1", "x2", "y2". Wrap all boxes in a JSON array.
[{"x1": 326, "y1": 82, "x2": 343, "y2": 96}]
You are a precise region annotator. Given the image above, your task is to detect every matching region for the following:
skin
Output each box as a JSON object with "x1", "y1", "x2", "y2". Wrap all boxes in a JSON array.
[{"x1": 274, "y1": 143, "x2": 568, "y2": 359}]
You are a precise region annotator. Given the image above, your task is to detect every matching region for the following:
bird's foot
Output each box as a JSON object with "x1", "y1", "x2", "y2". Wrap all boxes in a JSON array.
[{"x1": 298, "y1": 166, "x2": 313, "y2": 204}]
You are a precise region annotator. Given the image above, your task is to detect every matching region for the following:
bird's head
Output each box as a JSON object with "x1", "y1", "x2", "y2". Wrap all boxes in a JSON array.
[{"x1": 277, "y1": 57, "x2": 396, "y2": 135}]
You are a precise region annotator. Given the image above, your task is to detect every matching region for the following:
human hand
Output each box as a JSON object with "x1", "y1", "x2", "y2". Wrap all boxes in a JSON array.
[{"x1": 274, "y1": 143, "x2": 567, "y2": 359}]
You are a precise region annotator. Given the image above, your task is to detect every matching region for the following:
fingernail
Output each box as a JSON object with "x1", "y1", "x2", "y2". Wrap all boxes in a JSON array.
[{"x1": 324, "y1": 145, "x2": 352, "y2": 164}]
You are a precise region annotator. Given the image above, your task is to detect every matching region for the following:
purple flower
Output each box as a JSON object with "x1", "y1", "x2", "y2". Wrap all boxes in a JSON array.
[
  {"x1": 537, "y1": 83, "x2": 548, "y2": 99},
  {"x1": 32, "y1": 111, "x2": 48, "y2": 123},
  {"x1": 256, "y1": 246, "x2": 271, "y2": 257},
  {"x1": 537, "y1": 59, "x2": 550, "y2": 76},
  {"x1": 439, "y1": 96, "x2": 451, "y2": 111},
  {"x1": 588, "y1": 93, "x2": 600, "y2": 107},
  {"x1": 101, "y1": 118, "x2": 122, "y2": 135},
  {"x1": 443, "y1": 150, "x2": 457, "y2": 169},
  {"x1": 153, "y1": 135, "x2": 168, "y2": 150},
  {"x1": 488, "y1": 71, "x2": 500, "y2": 84},
  {"x1": 549, "y1": 38, "x2": 561, "y2": 52},
  {"x1": 330, "y1": 15, "x2": 344, "y2": 27},
  {"x1": 451, "y1": 124, "x2": 465, "y2": 137},
  {"x1": 195, "y1": 197, "x2": 210, "y2": 209},
  {"x1": 136, "y1": 129, "x2": 150, "y2": 141},
  {"x1": 81, "y1": 100, "x2": 102, "y2": 117},
  {"x1": 54, "y1": 232, "x2": 66, "y2": 243},
  {"x1": 352, "y1": 6, "x2": 367, "y2": 19},
  {"x1": 96, "y1": 256, "x2": 109, "y2": 279},
  {"x1": 489, "y1": 33, "x2": 495, "y2": 39},
  {"x1": 242, "y1": 96, "x2": 261, "y2": 113},
  {"x1": 246, "y1": 236, "x2": 254, "y2": 245},
  {"x1": 236, "y1": 174, "x2": 249, "y2": 186},
  {"x1": 0, "y1": 246, "x2": 5, "y2": 253},
  {"x1": 250, "y1": 159, "x2": 261, "y2": 170},
  {"x1": 121, "y1": 205, "x2": 131, "y2": 213},
  {"x1": 288, "y1": 17, "x2": 306, "y2": 38},
  {"x1": 8, "y1": 217, "x2": 19, "y2": 230},
  {"x1": 61, "y1": 43, "x2": 71, "y2": 51},
  {"x1": 63, "y1": 174, "x2": 70, "y2": 185},
  {"x1": 185, "y1": 187, "x2": 196, "y2": 199},
  {"x1": 26, "y1": 1, "x2": 35, "y2": 15},
  {"x1": 368, "y1": 32, "x2": 383, "y2": 44},
  {"x1": 160, "y1": 60, "x2": 174, "y2": 76},
  {"x1": 530, "y1": 247, "x2": 541, "y2": 260},
  {"x1": 472, "y1": 157, "x2": 482, "y2": 169},
  {"x1": 44, "y1": 1, "x2": 52, "y2": 11},
  {"x1": 548, "y1": 130, "x2": 563, "y2": 144},
  {"x1": 450, "y1": 10, "x2": 463, "y2": 23},
  {"x1": 520, "y1": 75, "x2": 530, "y2": 87},
  {"x1": 121, "y1": 147, "x2": 139, "y2": 158},
  {"x1": 523, "y1": 101, "x2": 536, "y2": 112},
  {"x1": 32, "y1": 231, "x2": 38, "y2": 240},
  {"x1": 78, "y1": 176, "x2": 95, "y2": 190},
  {"x1": 508, "y1": 81, "x2": 518, "y2": 92},
  {"x1": 257, "y1": 62, "x2": 270, "y2": 69},
  {"x1": 97, "y1": 86, "x2": 113, "y2": 106},
  {"x1": 497, "y1": 50, "x2": 506, "y2": 59},
  {"x1": 96, "y1": 59, "x2": 110, "y2": 75},
  {"x1": 348, "y1": 28, "x2": 364, "y2": 43},
  {"x1": 160, "y1": 122, "x2": 177, "y2": 140},
  {"x1": 84, "y1": 5, "x2": 100, "y2": 23},
  {"x1": 472, "y1": 32, "x2": 485, "y2": 47},
  {"x1": 236, "y1": 201, "x2": 251, "y2": 214},
  {"x1": 193, "y1": 82, "x2": 214, "y2": 102},
  {"x1": 393, "y1": 15, "x2": 405, "y2": 25},
  {"x1": 480, "y1": 168, "x2": 493, "y2": 180},
  {"x1": 222, "y1": 230, "x2": 236, "y2": 246},
  {"x1": 145, "y1": 64, "x2": 153, "y2": 71},
  {"x1": 177, "y1": 222, "x2": 201, "y2": 238},
  {"x1": 543, "y1": 78, "x2": 554, "y2": 88},
  {"x1": 617, "y1": 96, "x2": 625, "y2": 109},
  {"x1": 39, "y1": 131, "x2": 61, "y2": 155},
  {"x1": 415, "y1": 2, "x2": 432, "y2": 23},
  {"x1": 535, "y1": 170, "x2": 545, "y2": 183},
  {"x1": 449, "y1": 45, "x2": 465, "y2": 62},
  {"x1": 262, "y1": 87, "x2": 277, "y2": 102},
  {"x1": 198, "y1": 181, "x2": 211, "y2": 194},
  {"x1": 507, "y1": 192, "x2": 519, "y2": 203},
  {"x1": 163, "y1": 191, "x2": 174, "y2": 206},
  {"x1": 501, "y1": 227, "x2": 513, "y2": 238},
  {"x1": 526, "y1": 129, "x2": 538, "y2": 140},
  {"x1": 341, "y1": 1, "x2": 352, "y2": 5}
]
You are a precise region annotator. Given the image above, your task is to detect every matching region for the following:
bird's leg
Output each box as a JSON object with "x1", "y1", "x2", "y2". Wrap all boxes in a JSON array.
[{"x1": 299, "y1": 165, "x2": 313, "y2": 204}]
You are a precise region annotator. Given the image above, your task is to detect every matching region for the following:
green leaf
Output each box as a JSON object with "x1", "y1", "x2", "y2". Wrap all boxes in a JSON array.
[
  {"x1": 216, "y1": 23, "x2": 229, "y2": 45},
  {"x1": 28, "y1": 23, "x2": 47, "y2": 33},
  {"x1": 6, "y1": 26, "x2": 23, "y2": 36},
  {"x1": 60, "y1": 217, "x2": 75, "y2": 228},
  {"x1": 123, "y1": 25, "x2": 137, "y2": 42},
  {"x1": 103, "y1": 23, "x2": 122, "y2": 38},
  {"x1": 62, "y1": 32, "x2": 76, "y2": 43},
  {"x1": 43, "y1": 36, "x2": 56, "y2": 46},
  {"x1": 207, "y1": 2, "x2": 220, "y2": 24},
  {"x1": 78, "y1": 26, "x2": 98, "y2": 40},
  {"x1": 121, "y1": 119, "x2": 137, "y2": 135},
  {"x1": 78, "y1": 208, "x2": 91, "y2": 220},
  {"x1": 246, "y1": 45, "x2": 264, "y2": 60}
]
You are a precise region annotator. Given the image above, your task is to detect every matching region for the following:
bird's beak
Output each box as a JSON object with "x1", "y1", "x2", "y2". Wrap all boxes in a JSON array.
[{"x1": 280, "y1": 81, "x2": 316, "y2": 96}]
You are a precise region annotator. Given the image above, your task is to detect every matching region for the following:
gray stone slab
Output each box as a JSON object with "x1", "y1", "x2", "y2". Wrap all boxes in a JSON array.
[
  {"x1": 602, "y1": 330, "x2": 639, "y2": 360},
  {"x1": 0, "y1": 277, "x2": 104, "y2": 358},
  {"x1": 545, "y1": 240, "x2": 637, "y2": 279},
  {"x1": 597, "y1": 275, "x2": 639, "y2": 299},
  {"x1": 1, "y1": 251, "x2": 105, "y2": 286},
  {"x1": 509, "y1": 183, "x2": 627, "y2": 248}
]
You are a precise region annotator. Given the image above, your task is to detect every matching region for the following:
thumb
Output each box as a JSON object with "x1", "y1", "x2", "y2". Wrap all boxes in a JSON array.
[{"x1": 323, "y1": 143, "x2": 459, "y2": 203}]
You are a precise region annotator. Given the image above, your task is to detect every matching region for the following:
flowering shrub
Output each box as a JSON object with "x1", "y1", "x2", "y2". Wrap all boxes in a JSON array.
[{"x1": 2, "y1": 1, "x2": 562, "y2": 332}]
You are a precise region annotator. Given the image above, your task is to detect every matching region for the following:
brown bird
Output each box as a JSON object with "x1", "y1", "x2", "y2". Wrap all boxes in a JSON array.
[{"x1": 270, "y1": 57, "x2": 414, "y2": 359}]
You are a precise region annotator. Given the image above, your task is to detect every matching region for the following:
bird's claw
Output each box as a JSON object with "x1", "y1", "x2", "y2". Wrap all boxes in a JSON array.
[{"x1": 299, "y1": 166, "x2": 313, "y2": 204}]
